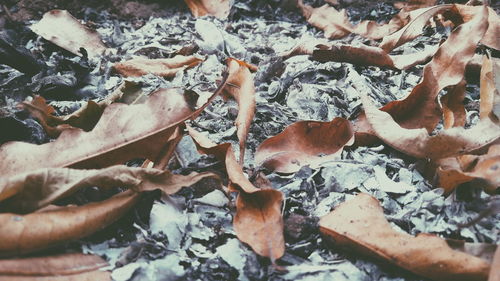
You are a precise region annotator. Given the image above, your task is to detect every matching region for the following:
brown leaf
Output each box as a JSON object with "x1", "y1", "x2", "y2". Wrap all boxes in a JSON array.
[
  {"x1": 0, "y1": 191, "x2": 138, "y2": 257},
  {"x1": 30, "y1": 10, "x2": 107, "y2": 59},
  {"x1": 223, "y1": 58, "x2": 256, "y2": 164},
  {"x1": 297, "y1": 0, "x2": 407, "y2": 40},
  {"x1": 436, "y1": 145, "x2": 500, "y2": 194},
  {"x1": 112, "y1": 55, "x2": 203, "y2": 77},
  {"x1": 255, "y1": 118, "x2": 354, "y2": 173},
  {"x1": 0, "y1": 77, "x2": 228, "y2": 178},
  {"x1": 20, "y1": 82, "x2": 145, "y2": 137},
  {"x1": 360, "y1": 5, "x2": 489, "y2": 135},
  {"x1": 0, "y1": 253, "x2": 109, "y2": 278},
  {"x1": 480, "y1": 56, "x2": 500, "y2": 122},
  {"x1": 440, "y1": 80, "x2": 467, "y2": 129},
  {"x1": 379, "y1": 5, "x2": 453, "y2": 53},
  {"x1": 183, "y1": 0, "x2": 231, "y2": 19},
  {"x1": 187, "y1": 126, "x2": 285, "y2": 261},
  {"x1": 360, "y1": 93, "x2": 500, "y2": 159},
  {"x1": 489, "y1": 246, "x2": 500, "y2": 281},
  {"x1": 233, "y1": 189, "x2": 285, "y2": 262},
  {"x1": 0, "y1": 165, "x2": 219, "y2": 213},
  {"x1": 319, "y1": 193, "x2": 491, "y2": 281}
]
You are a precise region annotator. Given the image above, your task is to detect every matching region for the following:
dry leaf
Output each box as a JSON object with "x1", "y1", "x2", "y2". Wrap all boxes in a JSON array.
[
  {"x1": 0, "y1": 76, "x2": 228, "y2": 178},
  {"x1": 319, "y1": 193, "x2": 491, "y2": 281},
  {"x1": 297, "y1": 0, "x2": 408, "y2": 40},
  {"x1": 0, "y1": 253, "x2": 110, "y2": 280},
  {"x1": 255, "y1": 118, "x2": 354, "y2": 173},
  {"x1": 0, "y1": 191, "x2": 138, "y2": 257},
  {"x1": 379, "y1": 5, "x2": 452, "y2": 53},
  {"x1": 363, "y1": 5, "x2": 489, "y2": 135},
  {"x1": 0, "y1": 165, "x2": 219, "y2": 213},
  {"x1": 30, "y1": 10, "x2": 107, "y2": 59},
  {"x1": 360, "y1": 93, "x2": 500, "y2": 159},
  {"x1": 440, "y1": 80, "x2": 467, "y2": 129},
  {"x1": 183, "y1": 0, "x2": 231, "y2": 19},
  {"x1": 436, "y1": 145, "x2": 500, "y2": 194},
  {"x1": 187, "y1": 126, "x2": 285, "y2": 261},
  {"x1": 112, "y1": 55, "x2": 203, "y2": 78},
  {"x1": 223, "y1": 58, "x2": 256, "y2": 164},
  {"x1": 480, "y1": 56, "x2": 500, "y2": 122},
  {"x1": 490, "y1": 246, "x2": 500, "y2": 281}
]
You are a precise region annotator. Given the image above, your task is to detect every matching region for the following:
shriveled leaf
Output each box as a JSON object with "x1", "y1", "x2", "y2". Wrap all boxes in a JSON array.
[
  {"x1": 358, "y1": 5, "x2": 489, "y2": 136},
  {"x1": 440, "y1": 80, "x2": 466, "y2": 129},
  {"x1": 379, "y1": 5, "x2": 452, "y2": 53},
  {"x1": 30, "y1": 10, "x2": 107, "y2": 59},
  {"x1": 0, "y1": 191, "x2": 138, "y2": 257},
  {"x1": 0, "y1": 165, "x2": 219, "y2": 213},
  {"x1": 234, "y1": 189, "x2": 285, "y2": 262},
  {"x1": 0, "y1": 76, "x2": 228, "y2": 178},
  {"x1": 297, "y1": 0, "x2": 407, "y2": 40},
  {"x1": 183, "y1": 0, "x2": 231, "y2": 19},
  {"x1": 360, "y1": 93, "x2": 500, "y2": 159},
  {"x1": 436, "y1": 145, "x2": 500, "y2": 194},
  {"x1": 187, "y1": 126, "x2": 285, "y2": 261},
  {"x1": 319, "y1": 193, "x2": 491, "y2": 281},
  {"x1": 480, "y1": 56, "x2": 500, "y2": 122},
  {"x1": 255, "y1": 118, "x2": 354, "y2": 173},
  {"x1": 223, "y1": 58, "x2": 256, "y2": 164},
  {"x1": 112, "y1": 55, "x2": 203, "y2": 78},
  {"x1": 0, "y1": 253, "x2": 109, "y2": 278}
]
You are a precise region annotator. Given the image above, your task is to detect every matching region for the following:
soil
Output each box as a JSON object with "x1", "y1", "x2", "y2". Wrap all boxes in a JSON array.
[{"x1": 0, "y1": 0, "x2": 498, "y2": 280}]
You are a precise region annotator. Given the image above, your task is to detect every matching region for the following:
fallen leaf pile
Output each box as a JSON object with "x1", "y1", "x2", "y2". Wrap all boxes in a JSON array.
[{"x1": 0, "y1": 0, "x2": 499, "y2": 280}]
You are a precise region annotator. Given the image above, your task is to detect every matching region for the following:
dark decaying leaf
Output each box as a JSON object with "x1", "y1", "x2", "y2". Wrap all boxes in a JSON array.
[
  {"x1": 30, "y1": 10, "x2": 107, "y2": 59},
  {"x1": 255, "y1": 118, "x2": 354, "y2": 173},
  {"x1": 320, "y1": 193, "x2": 491, "y2": 281}
]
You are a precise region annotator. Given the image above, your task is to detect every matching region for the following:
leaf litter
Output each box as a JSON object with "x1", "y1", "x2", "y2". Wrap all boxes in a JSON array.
[{"x1": 0, "y1": 0, "x2": 499, "y2": 280}]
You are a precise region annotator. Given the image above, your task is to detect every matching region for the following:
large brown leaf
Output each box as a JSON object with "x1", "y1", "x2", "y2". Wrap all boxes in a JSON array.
[
  {"x1": 0, "y1": 191, "x2": 138, "y2": 257},
  {"x1": 297, "y1": 0, "x2": 407, "y2": 40},
  {"x1": 0, "y1": 165, "x2": 219, "y2": 213},
  {"x1": 255, "y1": 118, "x2": 354, "y2": 173},
  {"x1": 0, "y1": 76, "x2": 228, "y2": 178},
  {"x1": 320, "y1": 193, "x2": 491, "y2": 281},
  {"x1": 183, "y1": 0, "x2": 231, "y2": 18},
  {"x1": 30, "y1": 10, "x2": 107, "y2": 59},
  {"x1": 223, "y1": 58, "x2": 256, "y2": 164},
  {"x1": 0, "y1": 253, "x2": 110, "y2": 280},
  {"x1": 112, "y1": 55, "x2": 203, "y2": 78},
  {"x1": 360, "y1": 93, "x2": 500, "y2": 159},
  {"x1": 355, "y1": 5, "x2": 489, "y2": 138},
  {"x1": 187, "y1": 126, "x2": 285, "y2": 261},
  {"x1": 436, "y1": 144, "x2": 500, "y2": 194}
]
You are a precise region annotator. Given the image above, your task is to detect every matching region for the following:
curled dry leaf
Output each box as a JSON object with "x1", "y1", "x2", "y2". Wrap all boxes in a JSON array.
[
  {"x1": 436, "y1": 145, "x2": 500, "y2": 194},
  {"x1": 355, "y1": 5, "x2": 489, "y2": 139},
  {"x1": 360, "y1": 93, "x2": 500, "y2": 159},
  {"x1": 297, "y1": 0, "x2": 408, "y2": 40},
  {"x1": 21, "y1": 82, "x2": 145, "y2": 137},
  {"x1": 255, "y1": 118, "x2": 354, "y2": 173},
  {"x1": 187, "y1": 126, "x2": 285, "y2": 261},
  {"x1": 0, "y1": 253, "x2": 110, "y2": 280},
  {"x1": 183, "y1": 0, "x2": 231, "y2": 19},
  {"x1": 112, "y1": 55, "x2": 203, "y2": 78},
  {"x1": 30, "y1": 10, "x2": 107, "y2": 59},
  {"x1": 379, "y1": 5, "x2": 452, "y2": 53},
  {"x1": 223, "y1": 58, "x2": 256, "y2": 164},
  {"x1": 319, "y1": 193, "x2": 491, "y2": 281},
  {"x1": 0, "y1": 75, "x2": 228, "y2": 178},
  {"x1": 0, "y1": 191, "x2": 138, "y2": 257},
  {"x1": 440, "y1": 80, "x2": 466, "y2": 129},
  {"x1": 0, "y1": 165, "x2": 219, "y2": 213},
  {"x1": 312, "y1": 43, "x2": 438, "y2": 70},
  {"x1": 480, "y1": 56, "x2": 500, "y2": 122}
]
